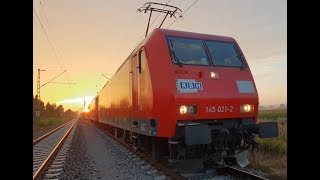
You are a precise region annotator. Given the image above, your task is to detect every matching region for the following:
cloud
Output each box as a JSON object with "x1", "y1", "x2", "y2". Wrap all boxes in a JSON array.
[{"x1": 57, "y1": 96, "x2": 95, "y2": 105}]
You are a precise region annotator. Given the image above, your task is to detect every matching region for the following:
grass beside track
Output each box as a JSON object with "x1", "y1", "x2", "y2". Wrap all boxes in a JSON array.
[
  {"x1": 33, "y1": 117, "x2": 72, "y2": 140},
  {"x1": 249, "y1": 109, "x2": 287, "y2": 179},
  {"x1": 258, "y1": 109, "x2": 287, "y2": 120},
  {"x1": 33, "y1": 117, "x2": 66, "y2": 127},
  {"x1": 257, "y1": 109, "x2": 287, "y2": 155},
  {"x1": 256, "y1": 118, "x2": 287, "y2": 155}
]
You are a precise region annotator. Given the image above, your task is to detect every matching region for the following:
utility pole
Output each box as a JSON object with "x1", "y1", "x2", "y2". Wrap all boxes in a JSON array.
[
  {"x1": 35, "y1": 69, "x2": 46, "y2": 130},
  {"x1": 83, "y1": 98, "x2": 86, "y2": 112},
  {"x1": 34, "y1": 69, "x2": 69, "y2": 130},
  {"x1": 81, "y1": 98, "x2": 86, "y2": 120}
]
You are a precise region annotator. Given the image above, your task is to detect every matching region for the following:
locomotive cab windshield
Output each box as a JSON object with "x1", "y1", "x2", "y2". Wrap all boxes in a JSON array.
[
  {"x1": 167, "y1": 36, "x2": 210, "y2": 66},
  {"x1": 166, "y1": 35, "x2": 247, "y2": 69}
]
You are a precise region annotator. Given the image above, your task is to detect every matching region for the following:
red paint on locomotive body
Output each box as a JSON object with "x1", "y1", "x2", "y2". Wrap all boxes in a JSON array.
[
  {"x1": 146, "y1": 29, "x2": 258, "y2": 137},
  {"x1": 88, "y1": 28, "x2": 259, "y2": 138}
]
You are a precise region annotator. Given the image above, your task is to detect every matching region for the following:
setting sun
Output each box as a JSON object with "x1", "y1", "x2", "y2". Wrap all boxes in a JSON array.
[{"x1": 57, "y1": 96, "x2": 95, "y2": 112}]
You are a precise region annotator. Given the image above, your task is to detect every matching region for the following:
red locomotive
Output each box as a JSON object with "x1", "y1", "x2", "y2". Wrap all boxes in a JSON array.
[{"x1": 88, "y1": 28, "x2": 278, "y2": 166}]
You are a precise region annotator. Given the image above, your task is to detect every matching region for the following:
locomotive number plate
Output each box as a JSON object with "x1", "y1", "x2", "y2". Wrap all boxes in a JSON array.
[
  {"x1": 205, "y1": 106, "x2": 234, "y2": 113},
  {"x1": 176, "y1": 79, "x2": 203, "y2": 93}
]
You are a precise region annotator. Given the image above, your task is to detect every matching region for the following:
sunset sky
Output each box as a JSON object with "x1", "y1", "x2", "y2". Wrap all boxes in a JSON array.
[{"x1": 33, "y1": 0, "x2": 287, "y2": 112}]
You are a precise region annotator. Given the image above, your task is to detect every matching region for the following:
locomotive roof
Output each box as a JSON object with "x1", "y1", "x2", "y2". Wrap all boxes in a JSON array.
[
  {"x1": 157, "y1": 28, "x2": 236, "y2": 42},
  {"x1": 128, "y1": 28, "x2": 236, "y2": 60}
]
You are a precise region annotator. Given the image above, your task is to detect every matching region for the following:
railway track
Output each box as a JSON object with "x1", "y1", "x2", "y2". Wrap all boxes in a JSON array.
[
  {"x1": 33, "y1": 119, "x2": 77, "y2": 180},
  {"x1": 90, "y1": 120, "x2": 269, "y2": 180},
  {"x1": 33, "y1": 122, "x2": 69, "y2": 145},
  {"x1": 217, "y1": 163, "x2": 269, "y2": 180}
]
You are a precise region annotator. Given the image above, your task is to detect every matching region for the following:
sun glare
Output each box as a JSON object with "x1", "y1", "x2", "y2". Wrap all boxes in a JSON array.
[{"x1": 57, "y1": 96, "x2": 95, "y2": 112}]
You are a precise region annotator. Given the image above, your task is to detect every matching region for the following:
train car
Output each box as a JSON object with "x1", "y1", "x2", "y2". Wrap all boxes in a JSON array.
[{"x1": 88, "y1": 28, "x2": 278, "y2": 166}]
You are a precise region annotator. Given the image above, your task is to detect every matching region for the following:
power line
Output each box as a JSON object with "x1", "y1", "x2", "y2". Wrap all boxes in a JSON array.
[
  {"x1": 183, "y1": 0, "x2": 199, "y2": 14},
  {"x1": 109, "y1": 0, "x2": 155, "y2": 69},
  {"x1": 48, "y1": 82, "x2": 77, "y2": 85},
  {"x1": 34, "y1": 7, "x2": 74, "y2": 89},
  {"x1": 33, "y1": 8, "x2": 64, "y2": 73},
  {"x1": 40, "y1": 2, "x2": 57, "y2": 49},
  {"x1": 167, "y1": 0, "x2": 199, "y2": 28},
  {"x1": 40, "y1": 70, "x2": 66, "y2": 88},
  {"x1": 39, "y1": 1, "x2": 72, "y2": 87},
  {"x1": 101, "y1": 73, "x2": 113, "y2": 80}
]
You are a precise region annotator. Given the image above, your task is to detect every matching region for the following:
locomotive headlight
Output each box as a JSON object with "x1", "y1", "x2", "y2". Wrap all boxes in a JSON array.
[
  {"x1": 210, "y1": 71, "x2": 219, "y2": 79},
  {"x1": 179, "y1": 105, "x2": 197, "y2": 114},
  {"x1": 240, "y1": 104, "x2": 254, "y2": 113},
  {"x1": 180, "y1": 105, "x2": 187, "y2": 114}
]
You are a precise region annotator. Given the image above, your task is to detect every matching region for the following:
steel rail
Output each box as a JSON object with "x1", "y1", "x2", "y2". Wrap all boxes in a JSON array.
[
  {"x1": 33, "y1": 121, "x2": 70, "y2": 146},
  {"x1": 216, "y1": 162, "x2": 269, "y2": 180},
  {"x1": 33, "y1": 120, "x2": 77, "y2": 180}
]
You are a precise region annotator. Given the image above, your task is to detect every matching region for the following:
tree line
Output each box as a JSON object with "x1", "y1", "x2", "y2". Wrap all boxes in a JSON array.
[{"x1": 33, "y1": 95, "x2": 78, "y2": 120}]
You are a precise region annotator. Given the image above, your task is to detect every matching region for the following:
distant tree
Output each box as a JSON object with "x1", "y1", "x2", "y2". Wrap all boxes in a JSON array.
[
  {"x1": 64, "y1": 109, "x2": 73, "y2": 119},
  {"x1": 51, "y1": 103, "x2": 57, "y2": 111},
  {"x1": 56, "y1": 105, "x2": 64, "y2": 117},
  {"x1": 33, "y1": 95, "x2": 80, "y2": 120},
  {"x1": 64, "y1": 109, "x2": 71, "y2": 115},
  {"x1": 33, "y1": 95, "x2": 38, "y2": 119},
  {"x1": 259, "y1": 105, "x2": 264, "y2": 110},
  {"x1": 269, "y1": 105, "x2": 274, "y2": 109},
  {"x1": 33, "y1": 95, "x2": 45, "y2": 118},
  {"x1": 33, "y1": 95, "x2": 37, "y2": 110},
  {"x1": 45, "y1": 102, "x2": 55, "y2": 117},
  {"x1": 279, "y1": 104, "x2": 286, "y2": 109},
  {"x1": 40, "y1": 101, "x2": 45, "y2": 112}
]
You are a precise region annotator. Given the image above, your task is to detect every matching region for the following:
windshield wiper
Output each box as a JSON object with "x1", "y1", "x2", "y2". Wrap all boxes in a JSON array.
[
  {"x1": 169, "y1": 40, "x2": 183, "y2": 67},
  {"x1": 233, "y1": 44, "x2": 245, "y2": 70}
]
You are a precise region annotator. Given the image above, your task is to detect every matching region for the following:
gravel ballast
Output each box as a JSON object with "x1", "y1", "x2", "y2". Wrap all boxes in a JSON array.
[
  {"x1": 59, "y1": 120, "x2": 158, "y2": 179},
  {"x1": 58, "y1": 121, "x2": 94, "y2": 179}
]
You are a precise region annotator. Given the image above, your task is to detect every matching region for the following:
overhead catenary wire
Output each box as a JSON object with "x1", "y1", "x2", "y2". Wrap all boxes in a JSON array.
[
  {"x1": 39, "y1": 1, "x2": 72, "y2": 88},
  {"x1": 41, "y1": 70, "x2": 67, "y2": 88},
  {"x1": 150, "y1": 0, "x2": 172, "y2": 28},
  {"x1": 48, "y1": 82, "x2": 77, "y2": 85},
  {"x1": 39, "y1": 2, "x2": 60, "y2": 61},
  {"x1": 33, "y1": 8, "x2": 64, "y2": 74},
  {"x1": 113, "y1": 0, "x2": 174, "y2": 65},
  {"x1": 131, "y1": 0, "x2": 173, "y2": 52},
  {"x1": 167, "y1": 0, "x2": 199, "y2": 28}
]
